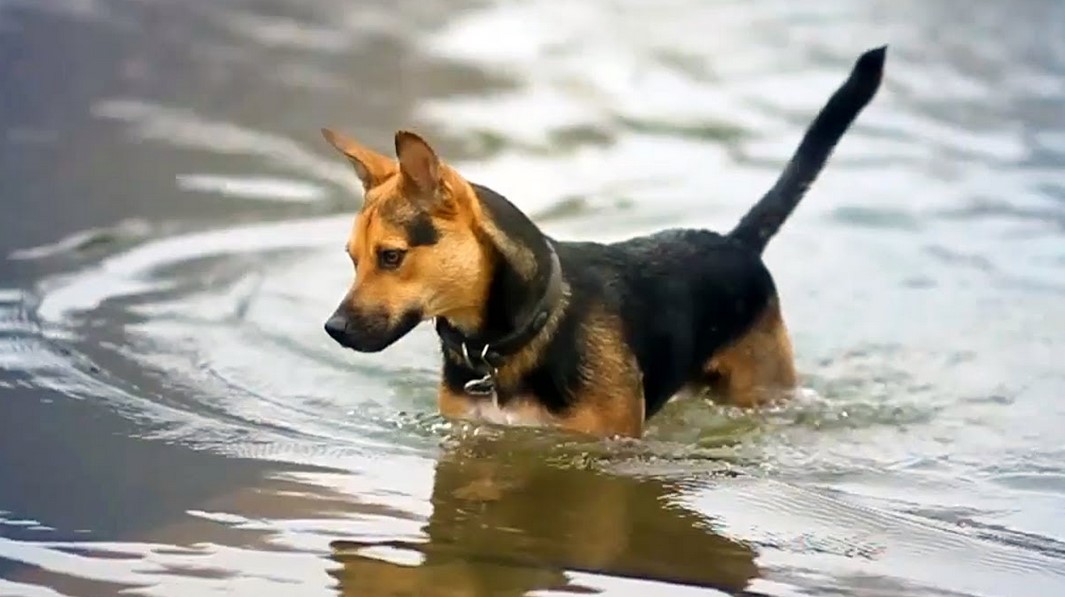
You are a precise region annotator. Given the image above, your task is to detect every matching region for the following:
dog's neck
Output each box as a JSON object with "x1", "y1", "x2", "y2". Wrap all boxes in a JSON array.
[
  {"x1": 475, "y1": 184, "x2": 560, "y2": 335},
  {"x1": 436, "y1": 183, "x2": 563, "y2": 361}
]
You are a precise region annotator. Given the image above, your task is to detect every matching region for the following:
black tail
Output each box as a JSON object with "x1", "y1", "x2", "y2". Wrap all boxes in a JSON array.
[{"x1": 729, "y1": 46, "x2": 886, "y2": 254}]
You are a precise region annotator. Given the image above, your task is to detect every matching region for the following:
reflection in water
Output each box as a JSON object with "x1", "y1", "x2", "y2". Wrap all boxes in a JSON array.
[{"x1": 330, "y1": 437, "x2": 757, "y2": 597}]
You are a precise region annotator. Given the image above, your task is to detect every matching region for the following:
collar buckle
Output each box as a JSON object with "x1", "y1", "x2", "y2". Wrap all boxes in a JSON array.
[
  {"x1": 437, "y1": 242, "x2": 562, "y2": 402},
  {"x1": 460, "y1": 342, "x2": 498, "y2": 401},
  {"x1": 463, "y1": 373, "x2": 497, "y2": 398}
]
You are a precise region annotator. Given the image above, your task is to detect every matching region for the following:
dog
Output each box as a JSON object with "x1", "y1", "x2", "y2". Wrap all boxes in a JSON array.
[{"x1": 321, "y1": 46, "x2": 886, "y2": 439}]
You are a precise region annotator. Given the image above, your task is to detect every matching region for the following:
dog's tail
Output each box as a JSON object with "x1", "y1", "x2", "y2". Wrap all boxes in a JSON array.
[{"x1": 728, "y1": 46, "x2": 886, "y2": 254}]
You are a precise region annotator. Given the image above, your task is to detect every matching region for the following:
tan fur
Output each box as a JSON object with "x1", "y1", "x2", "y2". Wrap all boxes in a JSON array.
[
  {"x1": 703, "y1": 296, "x2": 797, "y2": 407},
  {"x1": 436, "y1": 305, "x2": 643, "y2": 439},
  {"x1": 558, "y1": 307, "x2": 645, "y2": 438},
  {"x1": 322, "y1": 128, "x2": 397, "y2": 191},
  {"x1": 476, "y1": 218, "x2": 539, "y2": 279},
  {"x1": 438, "y1": 382, "x2": 556, "y2": 428},
  {"x1": 322, "y1": 129, "x2": 497, "y2": 329},
  {"x1": 343, "y1": 194, "x2": 488, "y2": 326}
]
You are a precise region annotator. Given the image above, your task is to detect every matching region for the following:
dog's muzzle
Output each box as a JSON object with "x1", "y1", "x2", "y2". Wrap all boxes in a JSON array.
[{"x1": 323, "y1": 304, "x2": 422, "y2": 353}]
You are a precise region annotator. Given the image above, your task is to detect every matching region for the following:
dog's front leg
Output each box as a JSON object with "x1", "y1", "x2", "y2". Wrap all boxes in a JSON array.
[{"x1": 557, "y1": 385, "x2": 644, "y2": 439}]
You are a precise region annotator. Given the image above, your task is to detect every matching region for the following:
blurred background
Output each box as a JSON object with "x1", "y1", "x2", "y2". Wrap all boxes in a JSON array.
[{"x1": 2, "y1": 0, "x2": 1065, "y2": 595}]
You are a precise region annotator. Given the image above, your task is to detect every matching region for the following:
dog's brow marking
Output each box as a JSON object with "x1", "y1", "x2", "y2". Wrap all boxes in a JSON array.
[{"x1": 404, "y1": 212, "x2": 439, "y2": 247}]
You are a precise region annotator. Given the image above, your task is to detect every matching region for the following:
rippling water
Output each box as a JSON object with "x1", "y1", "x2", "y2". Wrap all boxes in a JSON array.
[{"x1": 3, "y1": 0, "x2": 1065, "y2": 595}]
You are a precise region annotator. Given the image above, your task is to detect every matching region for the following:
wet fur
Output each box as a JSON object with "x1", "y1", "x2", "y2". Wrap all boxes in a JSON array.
[{"x1": 322, "y1": 47, "x2": 887, "y2": 438}]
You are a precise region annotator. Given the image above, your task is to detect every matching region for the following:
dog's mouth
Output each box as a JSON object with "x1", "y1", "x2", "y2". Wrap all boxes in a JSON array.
[{"x1": 323, "y1": 307, "x2": 423, "y2": 353}]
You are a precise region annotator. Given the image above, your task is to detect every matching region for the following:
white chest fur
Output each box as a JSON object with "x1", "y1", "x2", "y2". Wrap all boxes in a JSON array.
[{"x1": 464, "y1": 395, "x2": 552, "y2": 428}]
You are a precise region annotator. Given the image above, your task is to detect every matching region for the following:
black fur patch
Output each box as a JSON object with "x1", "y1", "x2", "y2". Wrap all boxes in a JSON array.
[{"x1": 405, "y1": 212, "x2": 439, "y2": 246}]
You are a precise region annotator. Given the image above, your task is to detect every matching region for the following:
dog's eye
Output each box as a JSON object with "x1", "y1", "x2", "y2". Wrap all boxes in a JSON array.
[{"x1": 377, "y1": 248, "x2": 406, "y2": 270}]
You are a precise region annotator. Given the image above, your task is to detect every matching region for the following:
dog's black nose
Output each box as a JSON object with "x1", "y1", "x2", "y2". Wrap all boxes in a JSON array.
[{"x1": 324, "y1": 314, "x2": 350, "y2": 344}]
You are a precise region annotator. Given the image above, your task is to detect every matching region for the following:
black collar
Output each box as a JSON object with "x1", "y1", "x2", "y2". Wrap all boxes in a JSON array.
[{"x1": 435, "y1": 242, "x2": 564, "y2": 395}]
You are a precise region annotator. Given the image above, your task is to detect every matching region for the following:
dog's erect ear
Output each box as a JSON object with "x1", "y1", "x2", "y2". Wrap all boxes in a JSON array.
[
  {"x1": 394, "y1": 130, "x2": 441, "y2": 197},
  {"x1": 321, "y1": 128, "x2": 396, "y2": 191}
]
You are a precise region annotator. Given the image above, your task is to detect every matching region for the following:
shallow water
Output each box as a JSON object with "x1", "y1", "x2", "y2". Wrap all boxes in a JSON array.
[{"x1": 3, "y1": 0, "x2": 1065, "y2": 595}]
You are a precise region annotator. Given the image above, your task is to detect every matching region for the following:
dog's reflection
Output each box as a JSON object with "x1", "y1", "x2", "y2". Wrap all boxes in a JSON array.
[{"x1": 329, "y1": 434, "x2": 759, "y2": 596}]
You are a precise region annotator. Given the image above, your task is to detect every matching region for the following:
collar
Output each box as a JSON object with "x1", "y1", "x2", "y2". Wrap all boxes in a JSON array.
[{"x1": 435, "y1": 242, "x2": 564, "y2": 396}]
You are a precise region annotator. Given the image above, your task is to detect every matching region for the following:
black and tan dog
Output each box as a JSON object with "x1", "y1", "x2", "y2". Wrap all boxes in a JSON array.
[{"x1": 321, "y1": 46, "x2": 886, "y2": 439}]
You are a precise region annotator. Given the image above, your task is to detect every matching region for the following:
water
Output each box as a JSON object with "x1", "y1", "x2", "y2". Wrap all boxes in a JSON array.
[{"x1": 3, "y1": 0, "x2": 1065, "y2": 595}]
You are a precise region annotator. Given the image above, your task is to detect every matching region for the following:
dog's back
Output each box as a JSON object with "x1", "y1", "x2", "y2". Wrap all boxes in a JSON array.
[
  {"x1": 556, "y1": 47, "x2": 887, "y2": 417},
  {"x1": 552, "y1": 231, "x2": 768, "y2": 417}
]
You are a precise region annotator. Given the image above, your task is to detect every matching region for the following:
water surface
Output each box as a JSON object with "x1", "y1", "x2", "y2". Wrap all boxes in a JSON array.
[{"x1": 3, "y1": 0, "x2": 1065, "y2": 595}]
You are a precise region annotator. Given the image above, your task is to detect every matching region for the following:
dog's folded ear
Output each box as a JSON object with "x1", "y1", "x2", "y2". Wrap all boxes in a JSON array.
[
  {"x1": 321, "y1": 128, "x2": 396, "y2": 191},
  {"x1": 394, "y1": 130, "x2": 441, "y2": 197}
]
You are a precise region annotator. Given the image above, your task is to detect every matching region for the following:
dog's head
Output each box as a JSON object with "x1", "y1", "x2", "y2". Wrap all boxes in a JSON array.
[{"x1": 320, "y1": 128, "x2": 491, "y2": 352}]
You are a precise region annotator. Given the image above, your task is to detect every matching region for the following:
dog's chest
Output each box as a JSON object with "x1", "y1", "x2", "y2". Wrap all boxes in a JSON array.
[{"x1": 464, "y1": 394, "x2": 552, "y2": 427}]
